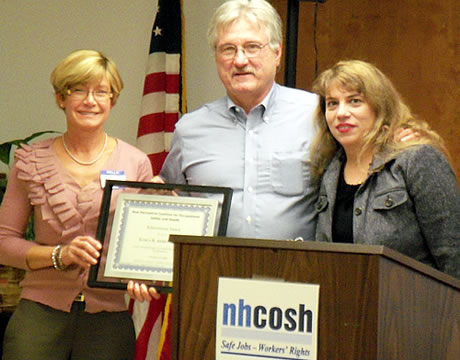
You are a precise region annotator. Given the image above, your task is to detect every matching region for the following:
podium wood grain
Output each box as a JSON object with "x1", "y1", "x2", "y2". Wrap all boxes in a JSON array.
[{"x1": 170, "y1": 236, "x2": 459, "y2": 360}]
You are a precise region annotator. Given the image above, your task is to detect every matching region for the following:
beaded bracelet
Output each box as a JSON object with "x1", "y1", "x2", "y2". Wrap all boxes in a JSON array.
[{"x1": 51, "y1": 245, "x2": 68, "y2": 271}]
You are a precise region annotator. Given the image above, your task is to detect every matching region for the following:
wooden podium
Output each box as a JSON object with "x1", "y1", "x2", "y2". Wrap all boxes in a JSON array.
[{"x1": 169, "y1": 235, "x2": 460, "y2": 360}]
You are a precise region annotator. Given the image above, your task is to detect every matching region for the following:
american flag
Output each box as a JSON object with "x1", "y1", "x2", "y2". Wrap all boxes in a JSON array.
[
  {"x1": 129, "y1": 293, "x2": 171, "y2": 360},
  {"x1": 133, "y1": 0, "x2": 184, "y2": 358},
  {"x1": 136, "y1": 0, "x2": 184, "y2": 175}
]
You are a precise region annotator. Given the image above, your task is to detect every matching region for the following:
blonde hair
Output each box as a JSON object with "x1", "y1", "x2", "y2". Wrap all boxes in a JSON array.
[
  {"x1": 310, "y1": 60, "x2": 448, "y2": 178},
  {"x1": 207, "y1": 0, "x2": 282, "y2": 53},
  {"x1": 50, "y1": 49, "x2": 123, "y2": 107}
]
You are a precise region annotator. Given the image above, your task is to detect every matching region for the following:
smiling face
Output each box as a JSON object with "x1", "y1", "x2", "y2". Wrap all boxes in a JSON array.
[
  {"x1": 58, "y1": 77, "x2": 113, "y2": 133},
  {"x1": 215, "y1": 18, "x2": 281, "y2": 113},
  {"x1": 325, "y1": 81, "x2": 377, "y2": 154}
]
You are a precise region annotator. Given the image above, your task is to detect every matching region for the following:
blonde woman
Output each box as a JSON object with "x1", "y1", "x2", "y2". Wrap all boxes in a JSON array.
[
  {"x1": 311, "y1": 60, "x2": 459, "y2": 279},
  {"x1": 0, "y1": 50, "x2": 153, "y2": 359}
]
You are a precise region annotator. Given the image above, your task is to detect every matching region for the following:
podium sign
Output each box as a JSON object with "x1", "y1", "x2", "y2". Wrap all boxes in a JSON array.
[{"x1": 216, "y1": 277, "x2": 319, "y2": 360}]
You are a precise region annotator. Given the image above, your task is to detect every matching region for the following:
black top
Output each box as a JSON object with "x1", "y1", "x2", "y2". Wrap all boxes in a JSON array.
[{"x1": 332, "y1": 166, "x2": 359, "y2": 243}]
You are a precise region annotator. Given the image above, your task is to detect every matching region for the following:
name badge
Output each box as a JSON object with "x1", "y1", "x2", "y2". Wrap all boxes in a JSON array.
[{"x1": 100, "y1": 170, "x2": 126, "y2": 188}]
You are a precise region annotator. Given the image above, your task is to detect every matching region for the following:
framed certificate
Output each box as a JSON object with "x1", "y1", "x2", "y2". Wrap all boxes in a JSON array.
[{"x1": 88, "y1": 180, "x2": 232, "y2": 292}]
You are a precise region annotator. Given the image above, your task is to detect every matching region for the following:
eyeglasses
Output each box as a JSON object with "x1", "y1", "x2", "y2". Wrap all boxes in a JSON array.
[
  {"x1": 67, "y1": 88, "x2": 113, "y2": 102},
  {"x1": 217, "y1": 42, "x2": 269, "y2": 60}
]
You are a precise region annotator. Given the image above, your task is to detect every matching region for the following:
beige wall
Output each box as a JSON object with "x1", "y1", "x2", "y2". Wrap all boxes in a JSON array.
[
  {"x1": 0, "y1": 0, "x2": 225, "y2": 172},
  {"x1": 5, "y1": 0, "x2": 456, "y2": 176}
]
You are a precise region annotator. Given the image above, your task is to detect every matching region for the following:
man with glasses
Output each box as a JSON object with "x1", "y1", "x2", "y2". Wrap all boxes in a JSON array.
[
  {"x1": 129, "y1": 0, "x2": 420, "y2": 302},
  {"x1": 162, "y1": 0, "x2": 318, "y2": 240},
  {"x1": 130, "y1": 0, "x2": 319, "y2": 299}
]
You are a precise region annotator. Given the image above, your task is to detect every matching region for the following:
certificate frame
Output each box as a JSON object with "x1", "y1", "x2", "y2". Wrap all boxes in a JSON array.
[{"x1": 88, "y1": 180, "x2": 233, "y2": 292}]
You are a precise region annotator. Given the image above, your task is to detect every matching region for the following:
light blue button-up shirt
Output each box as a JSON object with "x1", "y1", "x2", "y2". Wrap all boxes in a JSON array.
[{"x1": 160, "y1": 83, "x2": 319, "y2": 240}]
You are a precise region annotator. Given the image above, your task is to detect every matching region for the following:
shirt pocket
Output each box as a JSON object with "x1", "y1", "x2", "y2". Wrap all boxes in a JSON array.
[
  {"x1": 372, "y1": 188, "x2": 408, "y2": 211},
  {"x1": 270, "y1": 152, "x2": 309, "y2": 195}
]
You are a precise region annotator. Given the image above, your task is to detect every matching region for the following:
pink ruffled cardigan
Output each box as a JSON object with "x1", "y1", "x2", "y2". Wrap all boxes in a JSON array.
[{"x1": 0, "y1": 138, "x2": 153, "y2": 313}]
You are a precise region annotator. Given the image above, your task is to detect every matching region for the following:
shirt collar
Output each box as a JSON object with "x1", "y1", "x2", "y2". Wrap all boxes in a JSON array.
[{"x1": 226, "y1": 83, "x2": 277, "y2": 124}]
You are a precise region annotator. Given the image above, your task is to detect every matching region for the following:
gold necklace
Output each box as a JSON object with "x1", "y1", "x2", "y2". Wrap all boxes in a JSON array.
[{"x1": 62, "y1": 133, "x2": 108, "y2": 166}]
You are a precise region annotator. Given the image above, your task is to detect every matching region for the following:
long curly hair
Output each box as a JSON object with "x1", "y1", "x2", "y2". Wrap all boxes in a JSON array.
[{"x1": 310, "y1": 60, "x2": 448, "y2": 178}]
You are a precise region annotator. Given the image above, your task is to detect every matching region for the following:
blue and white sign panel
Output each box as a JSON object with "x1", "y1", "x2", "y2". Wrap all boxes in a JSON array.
[{"x1": 216, "y1": 277, "x2": 319, "y2": 360}]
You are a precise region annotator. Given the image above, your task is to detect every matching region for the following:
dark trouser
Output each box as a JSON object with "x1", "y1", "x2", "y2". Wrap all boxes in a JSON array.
[{"x1": 2, "y1": 299, "x2": 136, "y2": 360}]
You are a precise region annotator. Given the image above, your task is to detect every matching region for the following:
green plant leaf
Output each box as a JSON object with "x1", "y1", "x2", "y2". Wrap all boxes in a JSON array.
[
  {"x1": 23, "y1": 130, "x2": 61, "y2": 143},
  {"x1": 0, "y1": 143, "x2": 12, "y2": 166},
  {"x1": 0, "y1": 131, "x2": 61, "y2": 167}
]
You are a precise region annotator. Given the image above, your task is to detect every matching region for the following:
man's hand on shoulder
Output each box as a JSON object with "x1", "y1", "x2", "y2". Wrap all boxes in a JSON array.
[{"x1": 396, "y1": 128, "x2": 420, "y2": 142}]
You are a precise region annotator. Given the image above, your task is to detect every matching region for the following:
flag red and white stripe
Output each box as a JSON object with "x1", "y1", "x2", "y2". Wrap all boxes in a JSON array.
[
  {"x1": 133, "y1": 0, "x2": 184, "y2": 359},
  {"x1": 136, "y1": 0, "x2": 183, "y2": 175}
]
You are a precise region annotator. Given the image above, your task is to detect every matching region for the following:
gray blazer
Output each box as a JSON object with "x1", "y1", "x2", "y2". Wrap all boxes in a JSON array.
[{"x1": 315, "y1": 145, "x2": 460, "y2": 279}]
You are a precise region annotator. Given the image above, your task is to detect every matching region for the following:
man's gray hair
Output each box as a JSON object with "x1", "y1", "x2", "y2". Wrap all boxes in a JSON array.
[{"x1": 207, "y1": 0, "x2": 283, "y2": 52}]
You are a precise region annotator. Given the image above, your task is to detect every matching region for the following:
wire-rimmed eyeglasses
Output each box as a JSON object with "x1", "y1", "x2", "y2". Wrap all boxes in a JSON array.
[
  {"x1": 217, "y1": 42, "x2": 269, "y2": 60},
  {"x1": 66, "y1": 88, "x2": 113, "y2": 102}
]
